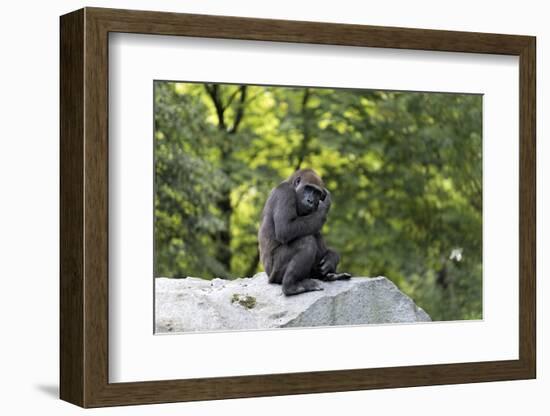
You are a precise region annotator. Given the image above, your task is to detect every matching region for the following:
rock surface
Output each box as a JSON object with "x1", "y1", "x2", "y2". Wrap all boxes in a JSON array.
[{"x1": 155, "y1": 272, "x2": 431, "y2": 333}]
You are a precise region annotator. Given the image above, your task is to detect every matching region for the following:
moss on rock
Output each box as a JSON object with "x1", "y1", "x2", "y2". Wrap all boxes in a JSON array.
[{"x1": 231, "y1": 293, "x2": 257, "y2": 309}]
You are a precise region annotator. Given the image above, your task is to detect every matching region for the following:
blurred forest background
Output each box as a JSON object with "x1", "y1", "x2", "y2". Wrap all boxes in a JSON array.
[{"x1": 154, "y1": 81, "x2": 482, "y2": 321}]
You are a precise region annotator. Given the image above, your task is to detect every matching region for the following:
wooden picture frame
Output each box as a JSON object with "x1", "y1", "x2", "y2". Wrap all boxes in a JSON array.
[{"x1": 60, "y1": 7, "x2": 536, "y2": 408}]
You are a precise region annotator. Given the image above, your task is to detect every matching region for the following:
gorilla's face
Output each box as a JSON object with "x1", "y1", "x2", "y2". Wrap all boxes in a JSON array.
[{"x1": 295, "y1": 179, "x2": 326, "y2": 216}]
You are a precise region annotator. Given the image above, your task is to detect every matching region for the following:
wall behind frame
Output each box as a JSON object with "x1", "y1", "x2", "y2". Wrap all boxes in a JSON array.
[{"x1": 0, "y1": 0, "x2": 545, "y2": 415}]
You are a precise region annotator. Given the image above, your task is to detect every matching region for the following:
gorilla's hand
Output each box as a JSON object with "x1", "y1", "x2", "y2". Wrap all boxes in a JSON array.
[{"x1": 317, "y1": 189, "x2": 331, "y2": 221}]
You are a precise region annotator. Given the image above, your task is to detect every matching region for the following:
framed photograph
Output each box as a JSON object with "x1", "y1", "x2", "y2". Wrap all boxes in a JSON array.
[{"x1": 60, "y1": 7, "x2": 536, "y2": 408}]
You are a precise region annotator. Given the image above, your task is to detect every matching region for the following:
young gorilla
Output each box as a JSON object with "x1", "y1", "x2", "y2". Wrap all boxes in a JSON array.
[{"x1": 258, "y1": 169, "x2": 351, "y2": 296}]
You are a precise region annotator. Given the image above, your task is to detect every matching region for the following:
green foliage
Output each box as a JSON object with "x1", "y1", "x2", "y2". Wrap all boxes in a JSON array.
[{"x1": 154, "y1": 81, "x2": 482, "y2": 321}]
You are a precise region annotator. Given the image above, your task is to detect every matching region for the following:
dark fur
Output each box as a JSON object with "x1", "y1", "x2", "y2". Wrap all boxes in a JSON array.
[{"x1": 258, "y1": 169, "x2": 350, "y2": 296}]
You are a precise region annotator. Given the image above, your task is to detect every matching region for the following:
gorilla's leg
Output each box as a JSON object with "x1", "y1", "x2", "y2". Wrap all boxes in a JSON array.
[
  {"x1": 266, "y1": 247, "x2": 291, "y2": 284},
  {"x1": 281, "y1": 235, "x2": 323, "y2": 296},
  {"x1": 311, "y1": 248, "x2": 351, "y2": 281}
]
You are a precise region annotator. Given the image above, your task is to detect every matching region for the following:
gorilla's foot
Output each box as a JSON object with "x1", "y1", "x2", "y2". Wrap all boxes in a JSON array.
[
  {"x1": 324, "y1": 272, "x2": 352, "y2": 281},
  {"x1": 283, "y1": 278, "x2": 323, "y2": 296}
]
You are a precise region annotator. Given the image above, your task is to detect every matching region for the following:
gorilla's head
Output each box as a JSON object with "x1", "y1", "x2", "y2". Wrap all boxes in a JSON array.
[{"x1": 290, "y1": 169, "x2": 327, "y2": 216}]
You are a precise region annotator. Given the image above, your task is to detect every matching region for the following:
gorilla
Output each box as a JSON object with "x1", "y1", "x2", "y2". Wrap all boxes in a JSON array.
[{"x1": 258, "y1": 169, "x2": 351, "y2": 296}]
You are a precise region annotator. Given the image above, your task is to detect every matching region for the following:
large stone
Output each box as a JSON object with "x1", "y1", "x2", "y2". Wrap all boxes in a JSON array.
[{"x1": 155, "y1": 272, "x2": 430, "y2": 333}]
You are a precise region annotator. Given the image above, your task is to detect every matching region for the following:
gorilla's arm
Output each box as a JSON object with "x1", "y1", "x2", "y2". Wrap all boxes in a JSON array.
[{"x1": 272, "y1": 184, "x2": 329, "y2": 244}]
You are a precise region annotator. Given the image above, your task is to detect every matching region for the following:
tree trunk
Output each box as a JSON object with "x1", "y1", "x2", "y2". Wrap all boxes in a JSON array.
[
  {"x1": 244, "y1": 248, "x2": 260, "y2": 277},
  {"x1": 295, "y1": 88, "x2": 312, "y2": 170},
  {"x1": 204, "y1": 85, "x2": 248, "y2": 277}
]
